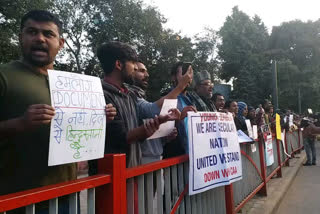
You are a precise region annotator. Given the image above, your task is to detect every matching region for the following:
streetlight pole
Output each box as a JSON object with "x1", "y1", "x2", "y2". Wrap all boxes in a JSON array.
[{"x1": 272, "y1": 60, "x2": 279, "y2": 109}]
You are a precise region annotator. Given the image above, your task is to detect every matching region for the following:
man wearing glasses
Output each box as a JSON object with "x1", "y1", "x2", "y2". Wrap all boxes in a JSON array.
[{"x1": 189, "y1": 70, "x2": 217, "y2": 112}]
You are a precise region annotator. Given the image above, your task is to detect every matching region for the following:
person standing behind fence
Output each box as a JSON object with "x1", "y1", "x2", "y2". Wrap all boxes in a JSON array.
[
  {"x1": 129, "y1": 61, "x2": 190, "y2": 164},
  {"x1": 0, "y1": 10, "x2": 75, "y2": 214},
  {"x1": 236, "y1": 101, "x2": 248, "y2": 131},
  {"x1": 188, "y1": 70, "x2": 217, "y2": 112},
  {"x1": 93, "y1": 41, "x2": 180, "y2": 169},
  {"x1": 163, "y1": 62, "x2": 197, "y2": 158},
  {"x1": 212, "y1": 93, "x2": 226, "y2": 112}
]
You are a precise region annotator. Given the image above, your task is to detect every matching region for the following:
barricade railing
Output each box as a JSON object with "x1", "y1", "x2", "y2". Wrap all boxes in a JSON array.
[
  {"x1": 232, "y1": 129, "x2": 303, "y2": 214},
  {"x1": 0, "y1": 130, "x2": 304, "y2": 214},
  {"x1": 0, "y1": 174, "x2": 111, "y2": 214}
]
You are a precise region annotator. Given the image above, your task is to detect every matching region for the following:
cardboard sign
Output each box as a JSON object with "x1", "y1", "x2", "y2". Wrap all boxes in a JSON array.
[{"x1": 48, "y1": 70, "x2": 106, "y2": 166}]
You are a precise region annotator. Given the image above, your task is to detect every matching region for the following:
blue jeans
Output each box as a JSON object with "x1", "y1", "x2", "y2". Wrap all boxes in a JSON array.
[{"x1": 304, "y1": 138, "x2": 316, "y2": 164}]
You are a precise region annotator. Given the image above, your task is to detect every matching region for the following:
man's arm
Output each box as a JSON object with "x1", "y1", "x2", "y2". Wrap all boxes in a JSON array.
[
  {"x1": 0, "y1": 104, "x2": 55, "y2": 140},
  {"x1": 154, "y1": 66, "x2": 193, "y2": 108},
  {"x1": 127, "y1": 108, "x2": 181, "y2": 143}
]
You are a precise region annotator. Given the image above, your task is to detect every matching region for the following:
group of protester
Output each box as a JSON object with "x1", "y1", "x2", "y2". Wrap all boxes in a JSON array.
[{"x1": 1, "y1": 9, "x2": 320, "y2": 214}]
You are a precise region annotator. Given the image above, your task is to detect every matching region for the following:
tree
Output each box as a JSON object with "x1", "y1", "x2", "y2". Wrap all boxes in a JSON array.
[
  {"x1": 0, "y1": 0, "x2": 53, "y2": 63},
  {"x1": 52, "y1": 0, "x2": 91, "y2": 73},
  {"x1": 218, "y1": 6, "x2": 271, "y2": 105},
  {"x1": 269, "y1": 20, "x2": 320, "y2": 111}
]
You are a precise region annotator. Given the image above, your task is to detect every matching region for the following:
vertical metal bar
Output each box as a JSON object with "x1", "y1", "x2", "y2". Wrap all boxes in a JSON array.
[
  {"x1": 88, "y1": 188, "x2": 95, "y2": 214},
  {"x1": 49, "y1": 198, "x2": 58, "y2": 214},
  {"x1": 146, "y1": 172, "x2": 154, "y2": 214},
  {"x1": 164, "y1": 167, "x2": 171, "y2": 214},
  {"x1": 138, "y1": 175, "x2": 145, "y2": 214},
  {"x1": 26, "y1": 204, "x2": 35, "y2": 214},
  {"x1": 127, "y1": 178, "x2": 135, "y2": 214},
  {"x1": 171, "y1": 165, "x2": 178, "y2": 204},
  {"x1": 196, "y1": 194, "x2": 202, "y2": 214},
  {"x1": 210, "y1": 189, "x2": 215, "y2": 213},
  {"x1": 156, "y1": 170, "x2": 163, "y2": 214},
  {"x1": 206, "y1": 191, "x2": 211, "y2": 214},
  {"x1": 276, "y1": 140, "x2": 282, "y2": 177},
  {"x1": 69, "y1": 192, "x2": 78, "y2": 214},
  {"x1": 183, "y1": 162, "x2": 191, "y2": 214},
  {"x1": 201, "y1": 192, "x2": 207, "y2": 214},
  {"x1": 96, "y1": 154, "x2": 127, "y2": 214},
  {"x1": 258, "y1": 139, "x2": 268, "y2": 196},
  {"x1": 178, "y1": 163, "x2": 185, "y2": 214},
  {"x1": 225, "y1": 185, "x2": 235, "y2": 214},
  {"x1": 191, "y1": 195, "x2": 197, "y2": 214}
]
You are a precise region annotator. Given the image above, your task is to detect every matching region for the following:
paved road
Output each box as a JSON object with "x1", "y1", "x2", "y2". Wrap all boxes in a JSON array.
[{"x1": 276, "y1": 142, "x2": 320, "y2": 214}]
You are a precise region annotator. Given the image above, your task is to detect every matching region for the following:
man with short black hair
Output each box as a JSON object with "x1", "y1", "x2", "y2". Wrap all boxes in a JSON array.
[
  {"x1": 0, "y1": 10, "x2": 78, "y2": 213},
  {"x1": 130, "y1": 61, "x2": 191, "y2": 164},
  {"x1": 212, "y1": 93, "x2": 225, "y2": 111},
  {"x1": 95, "y1": 42, "x2": 180, "y2": 168}
]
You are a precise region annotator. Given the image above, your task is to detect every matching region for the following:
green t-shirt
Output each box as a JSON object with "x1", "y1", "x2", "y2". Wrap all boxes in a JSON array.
[{"x1": 0, "y1": 61, "x2": 77, "y2": 196}]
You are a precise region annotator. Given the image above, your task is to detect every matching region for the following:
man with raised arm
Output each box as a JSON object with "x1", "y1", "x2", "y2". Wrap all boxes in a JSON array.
[
  {"x1": 129, "y1": 61, "x2": 192, "y2": 164},
  {"x1": 93, "y1": 42, "x2": 180, "y2": 169}
]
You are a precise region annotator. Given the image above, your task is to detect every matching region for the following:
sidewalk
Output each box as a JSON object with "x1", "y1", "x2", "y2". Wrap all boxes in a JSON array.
[
  {"x1": 238, "y1": 152, "x2": 306, "y2": 214},
  {"x1": 275, "y1": 142, "x2": 320, "y2": 214}
]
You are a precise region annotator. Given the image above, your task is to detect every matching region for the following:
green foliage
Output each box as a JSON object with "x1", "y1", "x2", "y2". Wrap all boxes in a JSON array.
[
  {"x1": 0, "y1": 0, "x2": 53, "y2": 63},
  {"x1": 269, "y1": 20, "x2": 320, "y2": 112},
  {"x1": 218, "y1": 6, "x2": 271, "y2": 105}
]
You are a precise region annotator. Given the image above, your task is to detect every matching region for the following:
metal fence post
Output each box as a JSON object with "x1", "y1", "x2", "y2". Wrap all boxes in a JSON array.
[
  {"x1": 96, "y1": 154, "x2": 127, "y2": 214},
  {"x1": 258, "y1": 139, "x2": 267, "y2": 196},
  {"x1": 297, "y1": 129, "x2": 302, "y2": 153},
  {"x1": 276, "y1": 139, "x2": 282, "y2": 178},
  {"x1": 225, "y1": 184, "x2": 235, "y2": 214},
  {"x1": 284, "y1": 132, "x2": 290, "y2": 166}
]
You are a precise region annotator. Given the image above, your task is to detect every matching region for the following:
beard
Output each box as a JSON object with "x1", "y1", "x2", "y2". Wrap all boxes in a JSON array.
[
  {"x1": 21, "y1": 44, "x2": 52, "y2": 67},
  {"x1": 134, "y1": 78, "x2": 148, "y2": 90},
  {"x1": 122, "y1": 68, "x2": 134, "y2": 85}
]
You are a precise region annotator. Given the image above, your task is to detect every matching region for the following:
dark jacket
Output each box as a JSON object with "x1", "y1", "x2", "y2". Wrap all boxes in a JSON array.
[{"x1": 89, "y1": 80, "x2": 141, "y2": 175}]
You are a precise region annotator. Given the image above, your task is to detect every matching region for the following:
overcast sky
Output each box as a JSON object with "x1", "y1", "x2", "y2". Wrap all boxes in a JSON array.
[{"x1": 143, "y1": 0, "x2": 320, "y2": 36}]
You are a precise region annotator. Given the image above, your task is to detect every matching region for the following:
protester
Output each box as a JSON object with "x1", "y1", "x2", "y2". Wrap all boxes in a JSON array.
[
  {"x1": 94, "y1": 41, "x2": 180, "y2": 169},
  {"x1": 163, "y1": 62, "x2": 197, "y2": 157},
  {"x1": 188, "y1": 70, "x2": 217, "y2": 112},
  {"x1": 0, "y1": 10, "x2": 113, "y2": 214},
  {"x1": 236, "y1": 101, "x2": 248, "y2": 131},
  {"x1": 130, "y1": 61, "x2": 191, "y2": 164},
  {"x1": 247, "y1": 106, "x2": 257, "y2": 125},
  {"x1": 212, "y1": 93, "x2": 225, "y2": 111},
  {"x1": 224, "y1": 100, "x2": 238, "y2": 118},
  {"x1": 301, "y1": 119, "x2": 317, "y2": 166}
]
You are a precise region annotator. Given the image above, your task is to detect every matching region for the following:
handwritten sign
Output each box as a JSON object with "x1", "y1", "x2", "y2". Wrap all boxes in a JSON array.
[
  {"x1": 188, "y1": 112, "x2": 242, "y2": 195},
  {"x1": 147, "y1": 99, "x2": 177, "y2": 140},
  {"x1": 48, "y1": 70, "x2": 106, "y2": 166}
]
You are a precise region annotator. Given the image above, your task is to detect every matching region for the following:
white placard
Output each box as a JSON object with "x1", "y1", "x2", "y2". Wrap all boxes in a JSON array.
[
  {"x1": 265, "y1": 135, "x2": 274, "y2": 166},
  {"x1": 48, "y1": 70, "x2": 106, "y2": 166},
  {"x1": 251, "y1": 144, "x2": 256, "y2": 153},
  {"x1": 188, "y1": 112, "x2": 242, "y2": 195},
  {"x1": 238, "y1": 130, "x2": 254, "y2": 143},
  {"x1": 147, "y1": 99, "x2": 177, "y2": 140},
  {"x1": 253, "y1": 125, "x2": 258, "y2": 140},
  {"x1": 245, "y1": 119, "x2": 253, "y2": 138},
  {"x1": 289, "y1": 114, "x2": 294, "y2": 127}
]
